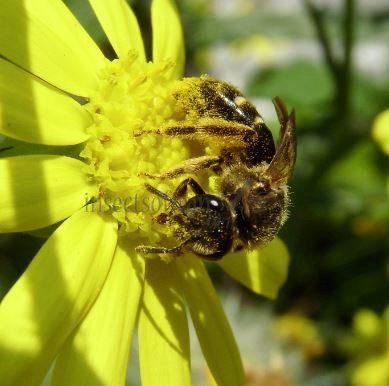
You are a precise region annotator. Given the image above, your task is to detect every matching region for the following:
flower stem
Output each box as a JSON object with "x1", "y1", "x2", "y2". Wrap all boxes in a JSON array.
[{"x1": 304, "y1": 0, "x2": 356, "y2": 122}]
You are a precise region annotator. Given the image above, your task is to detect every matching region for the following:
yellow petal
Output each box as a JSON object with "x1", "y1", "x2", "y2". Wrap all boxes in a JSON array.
[
  {"x1": 51, "y1": 240, "x2": 144, "y2": 386},
  {"x1": 0, "y1": 210, "x2": 117, "y2": 386},
  {"x1": 219, "y1": 238, "x2": 290, "y2": 299},
  {"x1": 0, "y1": 0, "x2": 106, "y2": 96},
  {"x1": 175, "y1": 256, "x2": 244, "y2": 386},
  {"x1": 0, "y1": 155, "x2": 97, "y2": 233},
  {"x1": 151, "y1": 0, "x2": 185, "y2": 80},
  {"x1": 139, "y1": 259, "x2": 191, "y2": 386},
  {"x1": 0, "y1": 59, "x2": 91, "y2": 145},
  {"x1": 88, "y1": 0, "x2": 146, "y2": 62}
]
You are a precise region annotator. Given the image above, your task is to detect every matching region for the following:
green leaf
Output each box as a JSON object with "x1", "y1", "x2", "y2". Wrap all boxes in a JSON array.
[
  {"x1": 0, "y1": 136, "x2": 83, "y2": 159},
  {"x1": 248, "y1": 60, "x2": 334, "y2": 125}
]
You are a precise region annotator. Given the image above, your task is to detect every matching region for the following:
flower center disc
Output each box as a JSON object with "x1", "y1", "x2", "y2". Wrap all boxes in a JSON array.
[{"x1": 81, "y1": 52, "x2": 189, "y2": 243}]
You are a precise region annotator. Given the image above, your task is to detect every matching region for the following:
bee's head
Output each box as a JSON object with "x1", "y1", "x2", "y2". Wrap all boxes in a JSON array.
[{"x1": 171, "y1": 194, "x2": 234, "y2": 260}]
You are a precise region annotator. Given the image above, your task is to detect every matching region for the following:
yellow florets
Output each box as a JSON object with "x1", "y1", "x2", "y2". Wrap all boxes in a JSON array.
[{"x1": 80, "y1": 51, "x2": 189, "y2": 242}]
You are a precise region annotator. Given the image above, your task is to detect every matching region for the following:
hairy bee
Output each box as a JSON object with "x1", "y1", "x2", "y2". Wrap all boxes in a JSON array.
[{"x1": 136, "y1": 77, "x2": 296, "y2": 260}]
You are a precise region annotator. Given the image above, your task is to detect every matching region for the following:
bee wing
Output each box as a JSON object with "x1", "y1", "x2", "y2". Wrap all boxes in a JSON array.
[
  {"x1": 273, "y1": 96, "x2": 289, "y2": 146},
  {"x1": 266, "y1": 98, "x2": 296, "y2": 183}
]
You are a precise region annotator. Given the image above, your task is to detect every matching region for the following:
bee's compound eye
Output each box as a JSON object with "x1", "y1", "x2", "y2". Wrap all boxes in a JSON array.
[{"x1": 208, "y1": 198, "x2": 222, "y2": 209}]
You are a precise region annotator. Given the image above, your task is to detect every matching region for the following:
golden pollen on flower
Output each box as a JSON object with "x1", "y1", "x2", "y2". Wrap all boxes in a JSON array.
[{"x1": 80, "y1": 51, "x2": 189, "y2": 244}]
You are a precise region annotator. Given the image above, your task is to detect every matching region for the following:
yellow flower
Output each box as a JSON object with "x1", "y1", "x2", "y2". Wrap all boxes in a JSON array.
[
  {"x1": 275, "y1": 313, "x2": 325, "y2": 360},
  {"x1": 372, "y1": 109, "x2": 389, "y2": 194},
  {"x1": 372, "y1": 109, "x2": 389, "y2": 155},
  {"x1": 342, "y1": 308, "x2": 389, "y2": 386},
  {"x1": 0, "y1": 1, "x2": 290, "y2": 385}
]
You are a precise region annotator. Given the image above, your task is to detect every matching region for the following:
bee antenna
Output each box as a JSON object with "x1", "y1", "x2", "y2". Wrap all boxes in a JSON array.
[{"x1": 144, "y1": 183, "x2": 186, "y2": 215}]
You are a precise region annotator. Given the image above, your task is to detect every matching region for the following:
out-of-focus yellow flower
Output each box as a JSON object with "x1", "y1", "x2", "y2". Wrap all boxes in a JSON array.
[
  {"x1": 275, "y1": 313, "x2": 325, "y2": 359},
  {"x1": 0, "y1": 1, "x2": 290, "y2": 385},
  {"x1": 372, "y1": 109, "x2": 389, "y2": 194},
  {"x1": 342, "y1": 308, "x2": 389, "y2": 386},
  {"x1": 373, "y1": 109, "x2": 389, "y2": 155}
]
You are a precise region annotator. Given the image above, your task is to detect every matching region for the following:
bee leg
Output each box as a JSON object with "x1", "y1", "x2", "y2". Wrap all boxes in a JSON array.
[
  {"x1": 139, "y1": 155, "x2": 222, "y2": 180},
  {"x1": 134, "y1": 121, "x2": 257, "y2": 148},
  {"x1": 135, "y1": 240, "x2": 190, "y2": 256},
  {"x1": 173, "y1": 177, "x2": 205, "y2": 200}
]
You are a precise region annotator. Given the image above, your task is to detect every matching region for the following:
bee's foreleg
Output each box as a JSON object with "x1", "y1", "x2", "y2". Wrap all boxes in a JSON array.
[
  {"x1": 135, "y1": 240, "x2": 190, "y2": 257},
  {"x1": 172, "y1": 177, "x2": 205, "y2": 200}
]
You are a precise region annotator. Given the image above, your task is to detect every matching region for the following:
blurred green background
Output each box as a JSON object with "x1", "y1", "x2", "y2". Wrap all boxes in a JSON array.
[{"x1": 1, "y1": 0, "x2": 388, "y2": 385}]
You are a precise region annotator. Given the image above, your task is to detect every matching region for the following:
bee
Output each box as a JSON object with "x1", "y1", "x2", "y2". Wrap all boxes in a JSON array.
[{"x1": 135, "y1": 77, "x2": 296, "y2": 260}]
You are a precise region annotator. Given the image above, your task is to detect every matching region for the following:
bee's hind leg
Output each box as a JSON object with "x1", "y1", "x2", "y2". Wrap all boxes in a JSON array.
[
  {"x1": 139, "y1": 155, "x2": 222, "y2": 180},
  {"x1": 134, "y1": 121, "x2": 257, "y2": 147}
]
